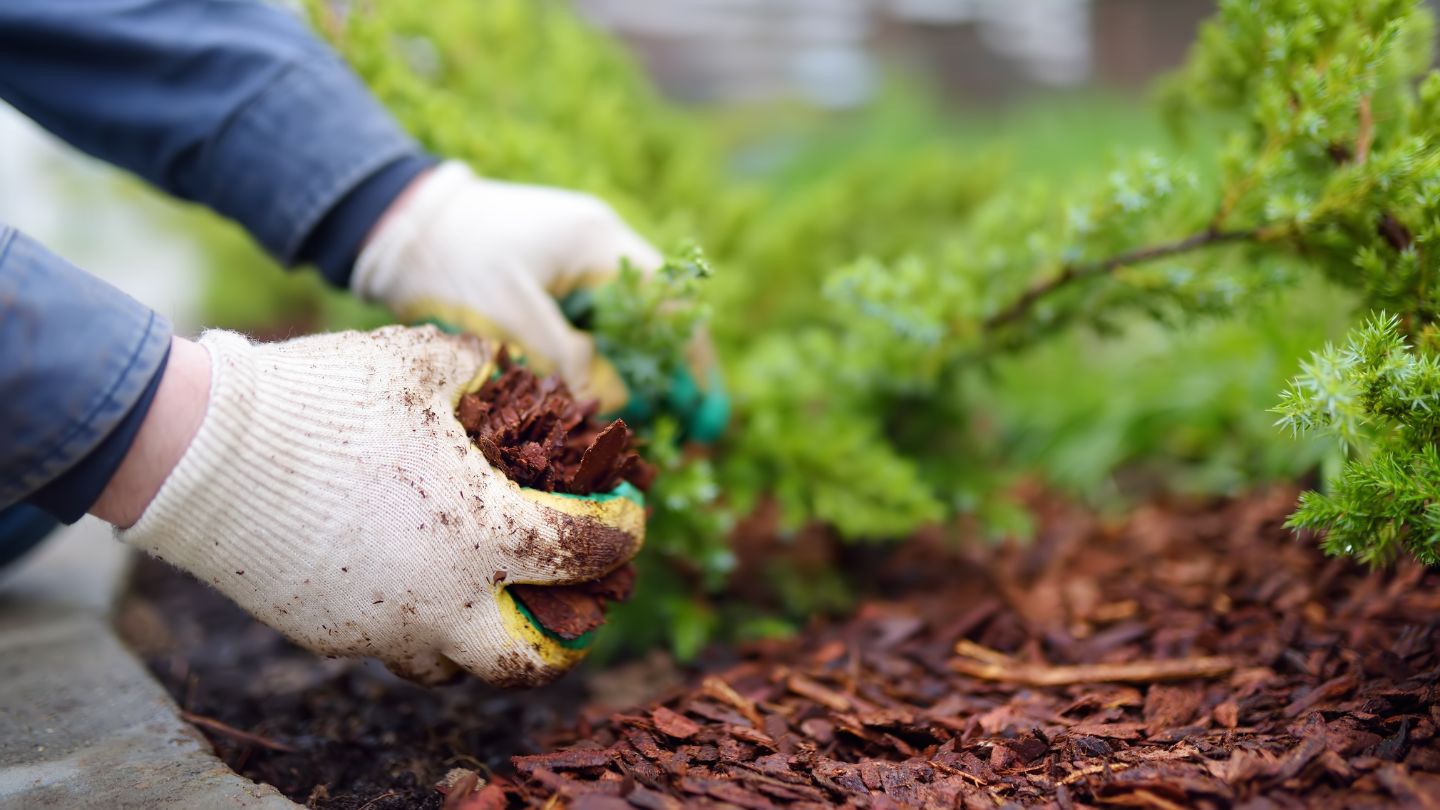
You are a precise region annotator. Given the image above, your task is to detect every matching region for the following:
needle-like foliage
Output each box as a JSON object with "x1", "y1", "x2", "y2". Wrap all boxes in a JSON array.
[
  {"x1": 1277, "y1": 314, "x2": 1440, "y2": 564},
  {"x1": 180, "y1": 0, "x2": 1440, "y2": 653}
]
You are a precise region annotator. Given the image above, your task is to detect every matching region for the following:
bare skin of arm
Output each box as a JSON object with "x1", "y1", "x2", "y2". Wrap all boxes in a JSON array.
[{"x1": 90, "y1": 336, "x2": 211, "y2": 528}]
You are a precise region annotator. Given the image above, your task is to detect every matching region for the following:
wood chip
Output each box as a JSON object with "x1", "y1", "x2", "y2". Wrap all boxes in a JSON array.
[
  {"x1": 651, "y1": 707, "x2": 701, "y2": 740},
  {"x1": 951, "y1": 651, "x2": 1235, "y2": 686}
]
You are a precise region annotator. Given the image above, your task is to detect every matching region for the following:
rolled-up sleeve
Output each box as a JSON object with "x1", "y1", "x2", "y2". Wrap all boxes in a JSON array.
[
  {"x1": 0, "y1": 0, "x2": 426, "y2": 272},
  {"x1": 0, "y1": 226, "x2": 171, "y2": 514}
]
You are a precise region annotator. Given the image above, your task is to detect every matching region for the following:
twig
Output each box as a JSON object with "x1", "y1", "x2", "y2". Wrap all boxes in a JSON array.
[
  {"x1": 1357, "y1": 94, "x2": 1375, "y2": 165},
  {"x1": 927, "y1": 760, "x2": 989, "y2": 787},
  {"x1": 1059, "y1": 761, "x2": 1134, "y2": 785},
  {"x1": 786, "y1": 673, "x2": 854, "y2": 713},
  {"x1": 951, "y1": 642, "x2": 1235, "y2": 686},
  {"x1": 700, "y1": 676, "x2": 765, "y2": 728},
  {"x1": 982, "y1": 228, "x2": 1257, "y2": 332},
  {"x1": 180, "y1": 710, "x2": 297, "y2": 753},
  {"x1": 954, "y1": 639, "x2": 1014, "y2": 667},
  {"x1": 357, "y1": 791, "x2": 402, "y2": 810}
]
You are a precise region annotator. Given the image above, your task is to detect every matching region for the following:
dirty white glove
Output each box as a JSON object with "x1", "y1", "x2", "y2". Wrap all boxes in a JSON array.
[
  {"x1": 353, "y1": 161, "x2": 663, "y2": 412},
  {"x1": 120, "y1": 326, "x2": 644, "y2": 686}
]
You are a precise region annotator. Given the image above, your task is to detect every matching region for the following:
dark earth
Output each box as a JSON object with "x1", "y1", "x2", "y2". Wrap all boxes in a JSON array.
[
  {"x1": 121, "y1": 557, "x2": 588, "y2": 809},
  {"x1": 120, "y1": 485, "x2": 1440, "y2": 808}
]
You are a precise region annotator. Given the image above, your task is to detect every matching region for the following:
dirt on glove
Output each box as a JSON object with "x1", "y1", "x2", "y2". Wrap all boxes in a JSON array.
[{"x1": 455, "y1": 351, "x2": 653, "y2": 639}]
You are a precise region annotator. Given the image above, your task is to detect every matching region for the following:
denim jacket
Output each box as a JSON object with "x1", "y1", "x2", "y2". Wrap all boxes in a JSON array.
[{"x1": 0, "y1": 0, "x2": 430, "y2": 521}]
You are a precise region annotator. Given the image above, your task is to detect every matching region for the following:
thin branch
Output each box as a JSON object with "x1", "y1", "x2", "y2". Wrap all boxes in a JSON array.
[
  {"x1": 1060, "y1": 762, "x2": 1135, "y2": 785},
  {"x1": 952, "y1": 640, "x2": 1235, "y2": 686},
  {"x1": 982, "y1": 227, "x2": 1258, "y2": 333},
  {"x1": 1357, "y1": 95, "x2": 1375, "y2": 165},
  {"x1": 181, "y1": 710, "x2": 297, "y2": 753}
]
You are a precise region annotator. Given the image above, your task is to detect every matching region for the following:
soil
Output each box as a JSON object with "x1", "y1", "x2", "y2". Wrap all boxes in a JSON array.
[
  {"x1": 119, "y1": 557, "x2": 593, "y2": 810},
  {"x1": 122, "y1": 486, "x2": 1440, "y2": 808},
  {"x1": 491, "y1": 486, "x2": 1440, "y2": 808},
  {"x1": 456, "y1": 354, "x2": 652, "y2": 639}
]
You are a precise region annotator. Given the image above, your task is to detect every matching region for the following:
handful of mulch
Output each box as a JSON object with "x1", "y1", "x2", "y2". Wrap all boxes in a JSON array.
[{"x1": 455, "y1": 351, "x2": 653, "y2": 640}]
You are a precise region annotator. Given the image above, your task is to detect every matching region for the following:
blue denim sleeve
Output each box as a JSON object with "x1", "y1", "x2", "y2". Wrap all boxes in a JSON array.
[
  {"x1": 0, "y1": 0, "x2": 429, "y2": 278},
  {"x1": 0, "y1": 226, "x2": 172, "y2": 517}
]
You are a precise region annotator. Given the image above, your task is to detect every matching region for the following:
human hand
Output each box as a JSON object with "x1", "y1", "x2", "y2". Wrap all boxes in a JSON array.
[
  {"x1": 116, "y1": 326, "x2": 644, "y2": 686},
  {"x1": 353, "y1": 161, "x2": 662, "y2": 413}
]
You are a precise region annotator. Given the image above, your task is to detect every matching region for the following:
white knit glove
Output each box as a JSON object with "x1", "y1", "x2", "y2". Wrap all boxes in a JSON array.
[
  {"x1": 120, "y1": 326, "x2": 645, "y2": 686},
  {"x1": 353, "y1": 161, "x2": 663, "y2": 412}
]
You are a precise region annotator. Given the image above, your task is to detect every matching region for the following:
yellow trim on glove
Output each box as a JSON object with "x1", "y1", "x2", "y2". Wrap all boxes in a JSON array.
[
  {"x1": 495, "y1": 586, "x2": 590, "y2": 670},
  {"x1": 402, "y1": 297, "x2": 631, "y2": 412},
  {"x1": 516, "y1": 487, "x2": 647, "y2": 543}
]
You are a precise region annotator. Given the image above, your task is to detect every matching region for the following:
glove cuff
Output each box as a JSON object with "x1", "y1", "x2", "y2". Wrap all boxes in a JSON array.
[
  {"x1": 351, "y1": 159, "x2": 475, "y2": 304},
  {"x1": 119, "y1": 330, "x2": 365, "y2": 589}
]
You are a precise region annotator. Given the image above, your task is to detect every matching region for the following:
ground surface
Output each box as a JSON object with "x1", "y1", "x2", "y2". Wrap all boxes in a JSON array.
[
  {"x1": 121, "y1": 558, "x2": 599, "y2": 809},
  {"x1": 0, "y1": 518, "x2": 291, "y2": 809},
  {"x1": 124, "y1": 487, "x2": 1440, "y2": 808}
]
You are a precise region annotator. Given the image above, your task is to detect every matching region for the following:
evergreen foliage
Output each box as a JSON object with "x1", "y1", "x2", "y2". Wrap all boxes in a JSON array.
[
  {"x1": 176, "y1": 0, "x2": 1440, "y2": 654},
  {"x1": 1277, "y1": 314, "x2": 1440, "y2": 565}
]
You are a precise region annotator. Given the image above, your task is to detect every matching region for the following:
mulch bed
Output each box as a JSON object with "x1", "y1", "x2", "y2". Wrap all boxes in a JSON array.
[
  {"x1": 121, "y1": 486, "x2": 1440, "y2": 808},
  {"x1": 486, "y1": 487, "x2": 1440, "y2": 809}
]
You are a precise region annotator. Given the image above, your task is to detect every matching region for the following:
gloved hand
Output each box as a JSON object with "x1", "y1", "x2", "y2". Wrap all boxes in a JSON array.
[
  {"x1": 353, "y1": 161, "x2": 662, "y2": 413},
  {"x1": 120, "y1": 326, "x2": 644, "y2": 686}
]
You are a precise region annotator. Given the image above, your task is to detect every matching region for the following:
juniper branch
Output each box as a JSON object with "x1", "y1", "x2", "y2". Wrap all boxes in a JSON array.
[{"x1": 982, "y1": 227, "x2": 1260, "y2": 333}]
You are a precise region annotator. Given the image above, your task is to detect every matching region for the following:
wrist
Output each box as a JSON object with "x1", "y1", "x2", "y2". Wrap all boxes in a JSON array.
[
  {"x1": 353, "y1": 161, "x2": 477, "y2": 302},
  {"x1": 364, "y1": 165, "x2": 433, "y2": 250},
  {"x1": 91, "y1": 337, "x2": 212, "y2": 528},
  {"x1": 296, "y1": 155, "x2": 436, "y2": 288}
]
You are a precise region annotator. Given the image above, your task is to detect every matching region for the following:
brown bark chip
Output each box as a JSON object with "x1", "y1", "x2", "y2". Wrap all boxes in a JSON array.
[
  {"x1": 569, "y1": 420, "x2": 630, "y2": 494},
  {"x1": 455, "y1": 351, "x2": 652, "y2": 496},
  {"x1": 509, "y1": 565, "x2": 637, "y2": 642},
  {"x1": 455, "y1": 352, "x2": 653, "y2": 640},
  {"x1": 652, "y1": 707, "x2": 702, "y2": 740}
]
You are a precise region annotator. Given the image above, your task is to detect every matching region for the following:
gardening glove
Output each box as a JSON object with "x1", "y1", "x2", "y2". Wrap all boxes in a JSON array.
[
  {"x1": 353, "y1": 160, "x2": 729, "y2": 441},
  {"x1": 120, "y1": 325, "x2": 645, "y2": 687}
]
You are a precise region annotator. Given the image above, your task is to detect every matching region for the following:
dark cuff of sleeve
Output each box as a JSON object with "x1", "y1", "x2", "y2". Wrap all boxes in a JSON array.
[
  {"x1": 25, "y1": 346, "x2": 170, "y2": 524},
  {"x1": 0, "y1": 227, "x2": 172, "y2": 513},
  {"x1": 190, "y1": 53, "x2": 423, "y2": 267},
  {"x1": 297, "y1": 153, "x2": 435, "y2": 287}
]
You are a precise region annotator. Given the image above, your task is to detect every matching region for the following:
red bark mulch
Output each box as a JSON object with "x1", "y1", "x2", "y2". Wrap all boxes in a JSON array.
[
  {"x1": 456, "y1": 356, "x2": 652, "y2": 640},
  {"x1": 473, "y1": 487, "x2": 1440, "y2": 809}
]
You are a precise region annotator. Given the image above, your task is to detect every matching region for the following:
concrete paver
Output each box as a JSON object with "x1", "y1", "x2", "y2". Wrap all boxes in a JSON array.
[{"x1": 0, "y1": 521, "x2": 298, "y2": 809}]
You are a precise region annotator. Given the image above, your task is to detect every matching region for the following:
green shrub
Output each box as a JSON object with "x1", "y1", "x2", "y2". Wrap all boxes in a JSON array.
[
  {"x1": 1278, "y1": 314, "x2": 1440, "y2": 565},
  {"x1": 172, "y1": 0, "x2": 1440, "y2": 655}
]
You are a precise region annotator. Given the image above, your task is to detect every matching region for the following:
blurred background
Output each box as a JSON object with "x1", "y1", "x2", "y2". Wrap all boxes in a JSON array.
[{"x1": 580, "y1": 0, "x2": 1208, "y2": 107}]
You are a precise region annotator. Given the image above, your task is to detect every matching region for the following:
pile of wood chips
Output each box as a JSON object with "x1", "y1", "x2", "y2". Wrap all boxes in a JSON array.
[
  {"x1": 456, "y1": 352, "x2": 652, "y2": 495},
  {"x1": 456, "y1": 354, "x2": 652, "y2": 640},
  {"x1": 452, "y1": 487, "x2": 1440, "y2": 809}
]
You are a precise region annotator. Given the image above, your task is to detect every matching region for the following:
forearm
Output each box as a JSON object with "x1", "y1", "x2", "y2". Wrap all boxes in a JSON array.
[
  {"x1": 90, "y1": 337, "x2": 210, "y2": 528},
  {"x1": 0, "y1": 0, "x2": 431, "y2": 281},
  {"x1": 0, "y1": 226, "x2": 172, "y2": 520}
]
